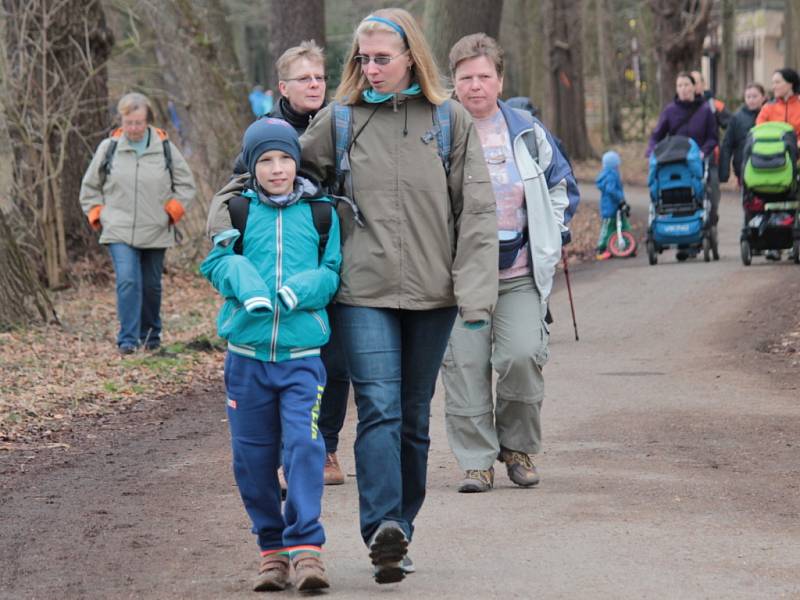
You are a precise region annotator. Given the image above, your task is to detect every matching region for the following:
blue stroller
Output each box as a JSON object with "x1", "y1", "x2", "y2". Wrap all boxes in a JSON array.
[{"x1": 646, "y1": 136, "x2": 718, "y2": 264}]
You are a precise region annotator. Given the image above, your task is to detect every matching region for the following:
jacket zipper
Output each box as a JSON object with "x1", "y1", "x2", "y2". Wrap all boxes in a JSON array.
[
  {"x1": 131, "y1": 158, "x2": 139, "y2": 245},
  {"x1": 512, "y1": 127, "x2": 543, "y2": 295},
  {"x1": 269, "y1": 210, "x2": 283, "y2": 361}
]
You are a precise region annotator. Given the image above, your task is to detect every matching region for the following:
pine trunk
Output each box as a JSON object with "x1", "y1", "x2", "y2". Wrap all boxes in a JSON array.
[
  {"x1": 265, "y1": 0, "x2": 326, "y2": 90},
  {"x1": 544, "y1": 0, "x2": 594, "y2": 160},
  {"x1": 0, "y1": 209, "x2": 57, "y2": 329},
  {"x1": 424, "y1": 0, "x2": 504, "y2": 75},
  {"x1": 720, "y1": 0, "x2": 736, "y2": 104},
  {"x1": 140, "y1": 0, "x2": 251, "y2": 253}
]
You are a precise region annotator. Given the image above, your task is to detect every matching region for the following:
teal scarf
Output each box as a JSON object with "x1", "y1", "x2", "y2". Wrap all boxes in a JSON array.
[{"x1": 362, "y1": 82, "x2": 421, "y2": 104}]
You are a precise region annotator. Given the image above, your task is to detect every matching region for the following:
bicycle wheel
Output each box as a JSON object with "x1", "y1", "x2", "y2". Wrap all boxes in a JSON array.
[{"x1": 608, "y1": 231, "x2": 637, "y2": 258}]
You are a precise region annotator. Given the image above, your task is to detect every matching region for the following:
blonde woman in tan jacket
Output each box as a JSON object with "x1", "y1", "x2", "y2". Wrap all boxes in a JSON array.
[
  {"x1": 300, "y1": 7, "x2": 497, "y2": 584},
  {"x1": 80, "y1": 93, "x2": 195, "y2": 354}
]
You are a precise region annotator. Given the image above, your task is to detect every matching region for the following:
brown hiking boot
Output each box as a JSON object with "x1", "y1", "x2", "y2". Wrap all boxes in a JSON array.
[
  {"x1": 499, "y1": 447, "x2": 540, "y2": 487},
  {"x1": 253, "y1": 553, "x2": 290, "y2": 592},
  {"x1": 457, "y1": 467, "x2": 494, "y2": 493},
  {"x1": 324, "y1": 452, "x2": 345, "y2": 485},
  {"x1": 292, "y1": 551, "x2": 330, "y2": 592}
]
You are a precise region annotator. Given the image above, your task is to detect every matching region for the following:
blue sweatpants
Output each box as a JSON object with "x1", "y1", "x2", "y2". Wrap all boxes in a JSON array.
[{"x1": 224, "y1": 352, "x2": 327, "y2": 553}]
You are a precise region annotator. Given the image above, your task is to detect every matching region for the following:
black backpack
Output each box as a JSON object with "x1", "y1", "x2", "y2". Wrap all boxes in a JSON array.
[{"x1": 227, "y1": 193, "x2": 333, "y2": 262}]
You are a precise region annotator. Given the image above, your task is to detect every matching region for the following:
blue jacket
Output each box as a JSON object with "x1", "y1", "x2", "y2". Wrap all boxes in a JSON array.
[
  {"x1": 595, "y1": 152, "x2": 624, "y2": 218},
  {"x1": 201, "y1": 177, "x2": 341, "y2": 362},
  {"x1": 492, "y1": 100, "x2": 575, "y2": 302}
]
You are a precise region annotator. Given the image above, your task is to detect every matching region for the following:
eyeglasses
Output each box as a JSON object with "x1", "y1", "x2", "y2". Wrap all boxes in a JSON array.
[
  {"x1": 353, "y1": 50, "x2": 408, "y2": 66},
  {"x1": 284, "y1": 75, "x2": 328, "y2": 85}
]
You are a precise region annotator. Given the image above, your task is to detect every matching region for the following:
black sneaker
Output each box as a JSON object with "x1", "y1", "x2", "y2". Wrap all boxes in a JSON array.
[
  {"x1": 118, "y1": 345, "x2": 137, "y2": 355},
  {"x1": 368, "y1": 521, "x2": 408, "y2": 584}
]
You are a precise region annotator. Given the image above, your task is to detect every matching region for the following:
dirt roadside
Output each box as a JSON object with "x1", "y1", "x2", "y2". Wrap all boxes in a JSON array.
[{"x1": 1, "y1": 186, "x2": 799, "y2": 599}]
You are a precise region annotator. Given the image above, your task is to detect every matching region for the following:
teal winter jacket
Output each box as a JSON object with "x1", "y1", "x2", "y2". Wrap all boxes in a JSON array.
[{"x1": 201, "y1": 178, "x2": 341, "y2": 362}]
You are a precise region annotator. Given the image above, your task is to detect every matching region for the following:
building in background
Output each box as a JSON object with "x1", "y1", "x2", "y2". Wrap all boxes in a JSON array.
[{"x1": 704, "y1": 0, "x2": 786, "y2": 96}]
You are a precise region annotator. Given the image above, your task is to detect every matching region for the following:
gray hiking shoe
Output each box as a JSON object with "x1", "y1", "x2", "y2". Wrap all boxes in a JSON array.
[
  {"x1": 368, "y1": 520, "x2": 408, "y2": 584},
  {"x1": 499, "y1": 448, "x2": 540, "y2": 487},
  {"x1": 457, "y1": 468, "x2": 494, "y2": 493}
]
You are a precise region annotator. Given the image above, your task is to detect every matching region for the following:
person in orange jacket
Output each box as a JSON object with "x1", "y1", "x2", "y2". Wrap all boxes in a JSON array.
[
  {"x1": 756, "y1": 68, "x2": 800, "y2": 261},
  {"x1": 757, "y1": 68, "x2": 800, "y2": 138}
]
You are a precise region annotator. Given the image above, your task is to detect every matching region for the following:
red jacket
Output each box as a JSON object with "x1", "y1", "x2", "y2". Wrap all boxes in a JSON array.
[{"x1": 756, "y1": 95, "x2": 800, "y2": 139}]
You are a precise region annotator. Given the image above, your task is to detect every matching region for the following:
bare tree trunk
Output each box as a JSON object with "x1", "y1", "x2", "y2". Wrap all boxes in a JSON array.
[
  {"x1": 139, "y1": 0, "x2": 251, "y2": 253},
  {"x1": 0, "y1": 209, "x2": 57, "y2": 329},
  {"x1": 524, "y1": 1, "x2": 548, "y2": 121},
  {"x1": 543, "y1": 0, "x2": 594, "y2": 160},
  {"x1": 500, "y1": 0, "x2": 544, "y2": 109},
  {"x1": 424, "y1": 0, "x2": 504, "y2": 75},
  {"x1": 648, "y1": 0, "x2": 712, "y2": 108},
  {"x1": 2, "y1": 0, "x2": 114, "y2": 288},
  {"x1": 720, "y1": 0, "x2": 736, "y2": 104},
  {"x1": 596, "y1": 0, "x2": 625, "y2": 143},
  {"x1": 265, "y1": 0, "x2": 325, "y2": 90}
]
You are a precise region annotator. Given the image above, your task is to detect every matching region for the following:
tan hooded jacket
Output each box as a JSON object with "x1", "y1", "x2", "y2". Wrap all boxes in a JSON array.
[
  {"x1": 299, "y1": 95, "x2": 498, "y2": 322},
  {"x1": 80, "y1": 127, "x2": 196, "y2": 248}
]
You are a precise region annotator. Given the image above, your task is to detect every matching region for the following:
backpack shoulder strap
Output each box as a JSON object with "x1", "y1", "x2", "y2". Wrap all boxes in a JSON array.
[
  {"x1": 228, "y1": 195, "x2": 250, "y2": 255},
  {"x1": 161, "y1": 137, "x2": 175, "y2": 193},
  {"x1": 308, "y1": 200, "x2": 333, "y2": 263},
  {"x1": 153, "y1": 128, "x2": 175, "y2": 192},
  {"x1": 331, "y1": 103, "x2": 353, "y2": 189},
  {"x1": 669, "y1": 103, "x2": 701, "y2": 136},
  {"x1": 432, "y1": 100, "x2": 452, "y2": 175},
  {"x1": 98, "y1": 128, "x2": 124, "y2": 187}
]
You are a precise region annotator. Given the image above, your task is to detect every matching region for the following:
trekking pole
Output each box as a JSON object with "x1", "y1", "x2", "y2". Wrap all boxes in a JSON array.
[{"x1": 562, "y1": 248, "x2": 579, "y2": 341}]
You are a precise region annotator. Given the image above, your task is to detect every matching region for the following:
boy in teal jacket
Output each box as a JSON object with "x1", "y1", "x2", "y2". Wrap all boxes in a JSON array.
[{"x1": 201, "y1": 118, "x2": 340, "y2": 592}]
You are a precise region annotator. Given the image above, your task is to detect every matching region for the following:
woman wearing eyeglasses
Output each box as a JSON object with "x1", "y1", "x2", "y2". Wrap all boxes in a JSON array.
[
  {"x1": 270, "y1": 41, "x2": 328, "y2": 134},
  {"x1": 301, "y1": 7, "x2": 497, "y2": 584}
]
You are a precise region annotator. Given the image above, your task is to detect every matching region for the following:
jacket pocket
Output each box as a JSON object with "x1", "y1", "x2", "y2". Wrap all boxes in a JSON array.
[
  {"x1": 534, "y1": 317, "x2": 550, "y2": 367},
  {"x1": 310, "y1": 310, "x2": 328, "y2": 335}
]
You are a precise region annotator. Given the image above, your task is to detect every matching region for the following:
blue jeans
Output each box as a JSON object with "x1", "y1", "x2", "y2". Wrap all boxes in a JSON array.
[
  {"x1": 333, "y1": 304, "x2": 457, "y2": 543},
  {"x1": 318, "y1": 309, "x2": 350, "y2": 454},
  {"x1": 107, "y1": 243, "x2": 165, "y2": 349},
  {"x1": 224, "y1": 353, "x2": 326, "y2": 551}
]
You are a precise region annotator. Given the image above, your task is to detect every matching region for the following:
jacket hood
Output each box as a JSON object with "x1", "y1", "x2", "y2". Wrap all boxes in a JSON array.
[
  {"x1": 673, "y1": 95, "x2": 704, "y2": 109},
  {"x1": 246, "y1": 174, "x2": 324, "y2": 208},
  {"x1": 272, "y1": 96, "x2": 324, "y2": 132},
  {"x1": 601, "y1": 150, "x2": 621, "y2": 170},
  {"x1": 497, "y1": 99, "x2": 535, "y2": 139}
]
